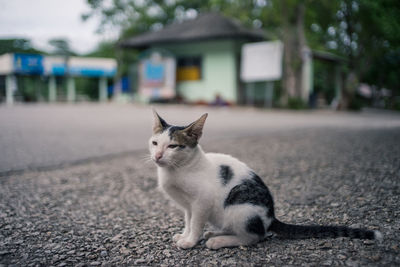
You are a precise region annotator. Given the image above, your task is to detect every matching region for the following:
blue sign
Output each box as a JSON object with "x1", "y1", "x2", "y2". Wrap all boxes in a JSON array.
[
  {"x1": 50, "y1": 64, "x2": 116, "y2": 77},
  {"x1": 13, "y1": 54, "x2": 44, "y2": 75},
  {"x1": 69, "y1": 66, "x2": 116, "y2": 77},
  {"x1": 144, "y1": 61, "x2": 165, "y2": 81},
  {"x1": 51, "y1": 64, "x2": 67, "y2": 76},
  {"x1": 11, "y1": 53, "x2": 116, "y2": 77}
]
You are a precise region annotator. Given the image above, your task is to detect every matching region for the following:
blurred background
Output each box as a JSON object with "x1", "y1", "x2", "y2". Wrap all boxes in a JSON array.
[
  {"x1": 0, "y1": 0, "x2": 399, "y2": 110},
  {"x1": 1, "y1": 0, "x2": 400, "y2": 174}
]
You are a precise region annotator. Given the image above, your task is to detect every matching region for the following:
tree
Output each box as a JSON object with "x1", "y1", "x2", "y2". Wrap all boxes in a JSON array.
[
  {"x1": 82, "y1": 0, "x2": 273, "y2": 42},
  {"x1": 48, "y1": 38, "x2": 75, "y2": 57},
  {"x1": 309, "y1": 0, "x2": 400, "y2": 108},
  {"x1": 85, "y1": 41, "x2": 115, "y2": 58},
  {"x1": 0, "y1": 38, "x2": 44, "y2": 55},
  {"x1": 278, "y1": 0, "x2": 307, "y2": 105}
]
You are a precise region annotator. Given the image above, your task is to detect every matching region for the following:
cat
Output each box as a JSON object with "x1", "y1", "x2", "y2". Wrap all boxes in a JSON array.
[{"x1": 148, "y1": 110, "x2": 383, "y2": 250}]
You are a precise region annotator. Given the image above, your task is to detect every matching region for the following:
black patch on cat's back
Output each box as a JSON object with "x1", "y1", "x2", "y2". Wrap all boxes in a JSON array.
[
  {"x1": 224, "y1": 172, "x2": 275, "y2": 217},
  {"x1": 219, "y1": 165, "x2": 234, "y2": 185},
  {"x1": 246, "y1": 216, "x2": 265, "y2": 237}
]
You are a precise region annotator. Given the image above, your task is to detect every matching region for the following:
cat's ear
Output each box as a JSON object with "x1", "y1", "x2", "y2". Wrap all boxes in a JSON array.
[
  {"x1": 181, "y1": 113, "x2": 208, "y2": 141},
  {"x1": 152, "y1": 109, "x2": 169, "y2": 134}
]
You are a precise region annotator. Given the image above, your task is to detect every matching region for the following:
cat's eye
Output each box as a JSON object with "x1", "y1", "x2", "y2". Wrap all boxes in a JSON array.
[
  {"x1": 152, "y1": 141, "x2": 158, "y2": 146},
  {"x1": 168, "y1": 144, "x2": 178, "y2": 149}
]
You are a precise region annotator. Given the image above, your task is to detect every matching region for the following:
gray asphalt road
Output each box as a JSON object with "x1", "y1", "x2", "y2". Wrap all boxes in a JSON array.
[
  {"x1": 1, "y1": 104, "x2": 400, "y2": 173},
  {"x1": 1, "y1": 125, "x2": 399, "y2": 266}
]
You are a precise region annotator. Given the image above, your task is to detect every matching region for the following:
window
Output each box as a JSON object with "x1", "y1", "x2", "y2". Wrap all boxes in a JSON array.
[{"x1": 176, "y1": 56, "x2": 202, "y2": 81}]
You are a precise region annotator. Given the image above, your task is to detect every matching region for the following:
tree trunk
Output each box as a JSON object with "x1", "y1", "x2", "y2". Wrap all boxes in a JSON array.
[
  {"x1": 295, "y1": 2, "x2": 306, "y2": 99},
  {"x1": 339, "y1": 0, "x2": 358, "y2": 110},
  {"x1": 282, "y1": 28, "x2": 296, "y2": 106},
  {"x1": 281, "y1": 0, "x2": 307, "y2": 106}
]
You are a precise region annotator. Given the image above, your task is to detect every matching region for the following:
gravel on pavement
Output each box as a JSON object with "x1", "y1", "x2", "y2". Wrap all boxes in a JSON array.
[{"x1": 1, "y1": 126, "x2": 399, "y2": 266}]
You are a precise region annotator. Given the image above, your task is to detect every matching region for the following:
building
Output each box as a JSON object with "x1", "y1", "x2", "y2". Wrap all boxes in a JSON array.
[
  {"x1": 120, "y1": 12, "x2": 265, "y2": 104},
  {"x1": 0, "y1": 53, "x2": 117, "y2": 104}
]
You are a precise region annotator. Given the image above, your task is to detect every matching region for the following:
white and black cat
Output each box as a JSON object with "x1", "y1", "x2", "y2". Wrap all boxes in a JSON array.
[{"x1": 148, "y1": 110, "x2": 382, "y2": 250}]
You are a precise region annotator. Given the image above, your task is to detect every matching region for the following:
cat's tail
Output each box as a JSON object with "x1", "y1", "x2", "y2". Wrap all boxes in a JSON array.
[{"x1": 268, "y1": 219, "x2": 383, "y2": 240}]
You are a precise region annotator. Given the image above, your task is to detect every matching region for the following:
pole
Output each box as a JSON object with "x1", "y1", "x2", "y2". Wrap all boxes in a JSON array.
[
  {"x1": 246, "y1": 82, "x2": 255, "y2": 106},
  {"x1": 6, "y1": 75, "x2": 16, "y2": 105},
  {"x1": 99, "y1": 77, "x2": 107, "y2": 102},
  {"x1": 264, "y1": 82, "x2": 274, "y2": 108},
  {"x1": 49, "y1": 76, "x2": 57, "y2": 102},
  {"x1": 334, "y1": 65, "x2": 341, "y2": 101},
  {"x1": 67, "y1": 76, "x2": 75, "y2": 102}
]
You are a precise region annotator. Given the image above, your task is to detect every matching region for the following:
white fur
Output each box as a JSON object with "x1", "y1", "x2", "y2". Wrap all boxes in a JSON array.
[{"x1": 149, "y1": 129, "x2": 270, "y2": 249}]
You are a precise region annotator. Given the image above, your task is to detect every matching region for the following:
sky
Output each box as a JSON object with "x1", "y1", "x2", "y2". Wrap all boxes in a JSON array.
[{"x1": 0, "y1": 0, "x2": 109, "y2": 54}]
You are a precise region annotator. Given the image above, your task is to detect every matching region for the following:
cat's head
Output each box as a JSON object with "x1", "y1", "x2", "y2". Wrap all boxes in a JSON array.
[{"x1": 149, "y1": 109, "x2": 208, "y2": 168}]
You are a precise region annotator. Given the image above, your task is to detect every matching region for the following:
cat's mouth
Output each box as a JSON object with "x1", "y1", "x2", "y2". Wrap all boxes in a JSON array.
[{"x1": 154, "y1": 158, "x2": 168, "y2": 167}]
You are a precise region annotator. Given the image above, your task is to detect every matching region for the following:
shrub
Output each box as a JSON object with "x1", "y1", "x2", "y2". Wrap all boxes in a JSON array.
[{"x1": 287, "y1": 97, "x2": 308, "y2": 110}]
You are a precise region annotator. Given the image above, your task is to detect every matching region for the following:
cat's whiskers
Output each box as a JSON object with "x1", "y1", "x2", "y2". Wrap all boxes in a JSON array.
[{"x1": 140, "y1": 154, "x2": 154, "y2": 165}]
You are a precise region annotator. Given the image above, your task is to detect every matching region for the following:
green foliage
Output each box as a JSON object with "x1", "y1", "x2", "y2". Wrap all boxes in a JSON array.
[
  {"x1": 392, "y1": 99, "x2": 400, "y2": 111},
  {"x1": 348, "y1": 95, "x2": 364, "y2": 111},
  {"x1": 85, "y1": 41, "x2": 116, "y2": 58},
  {"x1": 75, "y1": 77, "x2": 100, "y2": 100},
  {"x1": 15, "y1": 76, "x2": 48, "y2": 102},
  {"x1": 309, "y1": 0, "x2": 400, "y2": 95},
  {"x1": 0, "y1": 38, "x2": 45, "y2": 55},
  {"x1": 48, "y1": 39, "x2": 76, "y2": 56},
  {"x1": 82, "y1": 0, "x2": 274, "y2": 39},
  {"x1": 313, "y1": 61, "x2": 337, "y2": 104},
  {"x1": 287, "y1": 97, "x2": 308, "y2": 110}
]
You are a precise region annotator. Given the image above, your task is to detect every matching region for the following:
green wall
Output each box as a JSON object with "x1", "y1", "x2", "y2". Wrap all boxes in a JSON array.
[{"x1": 155, "y1": 40, "x2": 240, "y2": 103}]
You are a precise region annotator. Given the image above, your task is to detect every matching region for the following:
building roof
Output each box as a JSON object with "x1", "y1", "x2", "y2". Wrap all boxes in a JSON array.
[{"x1": 120, "y1": 12, "x2": 266, "y2": 49}]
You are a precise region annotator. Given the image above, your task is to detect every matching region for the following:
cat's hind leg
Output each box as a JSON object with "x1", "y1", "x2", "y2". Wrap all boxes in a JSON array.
[
  {"x1": 208, "y1": 204, "x2": 270, "y2": 249},
  {"x1": 205, "y1": 235, "x2": 258, "y2": 250},
  {"x1": 203, "y1": 230, "x2": 229, "y2": 240}
]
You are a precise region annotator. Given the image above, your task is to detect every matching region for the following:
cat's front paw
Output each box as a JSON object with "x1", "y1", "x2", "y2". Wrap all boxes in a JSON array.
[
  {"x1": 173, "y1": 233, "x2": 184, "y2": 242},
  {"x1": 176, "y1": 238, "x2": 197, "y2": 249}
]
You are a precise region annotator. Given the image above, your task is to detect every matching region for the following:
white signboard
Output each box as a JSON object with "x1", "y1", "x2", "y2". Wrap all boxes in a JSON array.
[
  {"x1": 0, "y1": 54, "x2": 13, "y2": 75},
  {"x1": 241, "y1": 41, "x2": 283, "y2": 82}
]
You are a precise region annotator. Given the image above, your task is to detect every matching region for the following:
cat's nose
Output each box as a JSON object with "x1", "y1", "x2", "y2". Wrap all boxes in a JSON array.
[{"x1": 155, "y1": 152, "x2": 163, "y2": 161}]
